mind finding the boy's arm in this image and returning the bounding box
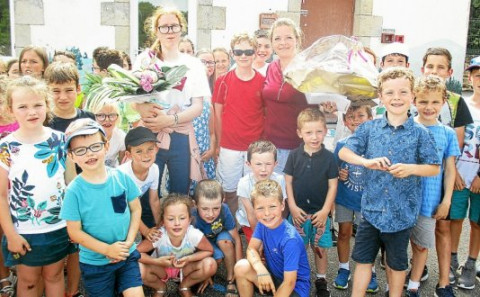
[66,220,130,261]
[240,196,257,230]
[312,177,338,228]
[247,238,276,295]
[228,228,243,262]
[275,271,297,297]
[213,103,223,152]
[388,163,440,178]
[125,198,142,247]
[149,189,161,224]
[285,174,306,226]
[434,156,456,219]
[338,147,391,170]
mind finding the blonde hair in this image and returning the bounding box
[414,75,447,101]
[44,62,80,86]
[193,179,223,203]
[146,7,187,59]
[247,140,277,162]
[230,32,257,51]
[377,67,415,94]
[251,179,283,206]
[297,107,326,130]
[269,18,303,50]
[0,76,14,123]
[91,101,121,126]
[159,193,193,225]
[6,76,53,125]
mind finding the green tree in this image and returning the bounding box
[0,0,11,55]
[139,1,157,50]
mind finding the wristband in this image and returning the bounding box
[257,273,270,277]
[173,113,179,127]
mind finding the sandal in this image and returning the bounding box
[153,289,166,297]
[179,287,196,297]
[225,280,238,297]
[0,271,17,297]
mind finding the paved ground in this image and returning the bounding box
[147,219,479,297]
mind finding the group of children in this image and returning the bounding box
[0,11,479,297]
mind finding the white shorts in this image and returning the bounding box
[216,147,250,192]
[410,215,436,249]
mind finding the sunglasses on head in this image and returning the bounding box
[232,49,255,57]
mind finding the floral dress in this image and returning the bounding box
[0,129,67,234]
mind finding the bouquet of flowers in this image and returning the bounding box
[84,64,188,111]
[284,35,378,104]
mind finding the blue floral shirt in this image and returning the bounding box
[344,115,441,232]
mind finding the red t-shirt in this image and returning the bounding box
[212,70,265,151]
[262,59,315,150]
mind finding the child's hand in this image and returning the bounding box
[7,233,31,256]
[311,209,329,228]
[145,227,162,242]
[197,277,213,294]
[454,170,466,190]
[106,241,130,262]
[388,163,414,178]
[363,157,391,171]
[470,176,480,194]
[433,201,451,220]
[290,206,307,226]
[339,168,349,181]
[173,255,190,268]
[201,148,214,162]
[156,255,175,267]
[256,272,276,295]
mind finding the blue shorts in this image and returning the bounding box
[79,249,143,296]
[352,219,412,271]
[287,215,333,248]
[2,227,77,267]
[450,188,480,223]
[207,230,233,260]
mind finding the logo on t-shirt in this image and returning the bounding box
[342,163,364,192]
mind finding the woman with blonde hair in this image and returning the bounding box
[133,7,211,195]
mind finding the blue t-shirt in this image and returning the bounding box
[192,203,236,239]
[334,137,364,212]
[253,220,310,297]
[419,123,460,217]
[60,168,141,265]
[344,115,441,232]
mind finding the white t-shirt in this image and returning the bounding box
[105,128,126,168]
[151,225,203,259]
[457,97,480,188]
[0,129,67,234]
[236,172,287,227]
[118,160,159,196]
[133,50,211,111]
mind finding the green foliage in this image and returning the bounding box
[446,77,463,94]
[139,1,157,49]
[0,0,11,55]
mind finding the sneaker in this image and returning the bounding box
[457,261,476,289]
[449,257,459,284]
[315,278,331,297]
[405,289,421,297]
[333,268,351,289]
[476,260,480,278]
[434,284,456,297]
[421,265,429,281]
[366,272,379,293]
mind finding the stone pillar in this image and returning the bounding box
[14,0,45,53]
[196,0,226,49]
[101,0,130,54]
[352,0,382,47]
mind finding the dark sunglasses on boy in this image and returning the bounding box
[232,49,255,57]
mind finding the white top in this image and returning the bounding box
[0,129,67,234]
[118,160,159,196]
[133,50,211,111]
[151,225,203,259]
[236,172,287,227]
[456,97,480,188]
[105,128,126,168]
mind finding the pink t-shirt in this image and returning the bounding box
[213,70,265,151]
[0,122,19,139]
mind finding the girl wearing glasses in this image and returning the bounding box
[92,102,126,168]
[0,76,76,297]
[133,7,211,196]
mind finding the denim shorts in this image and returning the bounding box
[450,188,480,224]
[352,219,412,271]
[2,227,77,267]
[207,230,233,260]
[288,215,333,248]
[79,249,143,296]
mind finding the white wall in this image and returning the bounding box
[370,0,470,81]
[29,0,116,59]
[210,0,289,49]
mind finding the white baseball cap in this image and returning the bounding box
[381,42,410,59]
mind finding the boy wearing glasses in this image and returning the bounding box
[213,32,265,215]
[60,118,144,297]
[44,62,95,133]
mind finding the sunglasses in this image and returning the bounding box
[232,49,255,57]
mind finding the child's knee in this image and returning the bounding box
[411,242,427,253]
[217,239,234,251]
[42,268,64,284]
[202,257,217,276]
[234,259,252,276]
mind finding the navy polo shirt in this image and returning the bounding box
[284,144,338,214]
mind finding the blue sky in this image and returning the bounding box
[147,0,188,11]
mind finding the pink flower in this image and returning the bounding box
[140,74,154,92]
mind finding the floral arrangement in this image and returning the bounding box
[84,64,188,111]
